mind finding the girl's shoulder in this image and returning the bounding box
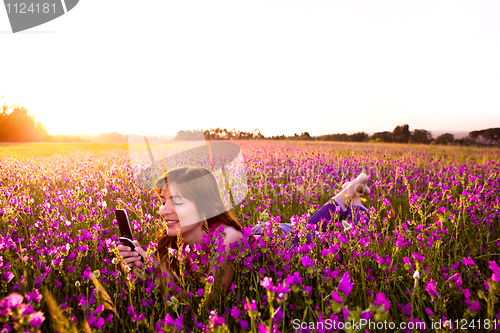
[216,224,243,245]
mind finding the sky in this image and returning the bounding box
[1,0,500,138]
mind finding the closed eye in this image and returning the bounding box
[161,201,182,206]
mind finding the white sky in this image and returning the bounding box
[1,0,500,137]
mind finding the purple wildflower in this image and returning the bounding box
[29,311,45,328]
[0,293,23,309]
[425,279,439,298]
[374,292,391,311]
[301,255,314,268]
[239,320,249,330]
[470,301,480,312]
[462,256,475,266]
[338,271,354,297]
[260,277,275,291]
[231,306,240,319]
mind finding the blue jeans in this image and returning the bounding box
[251,197,370,247]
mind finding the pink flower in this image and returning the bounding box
[412,252,425,262]
[285,272,303,286]
[239,320,249,330]
[489,261,500,282]
[16,303,34,317]
[244,299,257,312]
[301,255,314,268]
[338,234,347,243]
[29,311,45,328]
[209,310,225,328]
[331,290,343,303]
[359,237,371,247]
[0,293,23,309]
[338,271,354,297]
[25,288,43,304]
[304,285,313,298]
[231,306,240,319]
[260,277,275,291]
[470,301,480,312]
[165,313,183,331]
[94,303,104,314]
[374,292,391,311]
[425,279,439,298]
[272,307,284,324]
[104,313,113,323]
[89,314,105,330]
[448,272,462,290]
[462,256,475,266]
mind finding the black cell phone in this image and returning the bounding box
[115,209,144,263]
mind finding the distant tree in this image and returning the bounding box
[469,128,500,145]
[351,132,369,142]
[371,131,393,143]
[175,129,205,140]
[409,129,433,144]
[393,124,410,143]
[455,136,478,147]
[483,128,500,141]
[35,120,50,141]
[0,104,37,142]
[253,129,264,140]
[317,133,350,142]
[436,133,454,145]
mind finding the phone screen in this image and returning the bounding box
[115,209,133,239]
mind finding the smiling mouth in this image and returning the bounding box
[164,219,179,226]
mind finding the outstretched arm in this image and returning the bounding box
[334,173,370,207]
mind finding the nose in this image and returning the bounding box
[160,201,175,217]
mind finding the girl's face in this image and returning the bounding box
[159,184,205,237]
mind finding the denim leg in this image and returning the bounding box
[290,203,370,248]
[306,197,348,232]
[290,231,312,248]
[343,203,370,227]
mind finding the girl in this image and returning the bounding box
[117,166,371,294]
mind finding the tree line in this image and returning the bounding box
[1,101,498,147]
[175,125,499,147]
[0,103,90,143]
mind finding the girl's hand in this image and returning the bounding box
[341,173,370,205]
[117,243,143,269]
[117,241,160,270]
[131,240,160,270]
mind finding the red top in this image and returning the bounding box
[209,221,224,234]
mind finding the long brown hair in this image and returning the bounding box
[154,166,242,279]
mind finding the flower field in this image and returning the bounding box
[1,141,499,332]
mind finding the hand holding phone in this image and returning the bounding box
[115,209,144,263]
